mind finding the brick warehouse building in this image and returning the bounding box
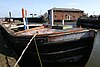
[48,8,84,26]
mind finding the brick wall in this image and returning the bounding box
[48,10,83,21]
[53,11,83,20]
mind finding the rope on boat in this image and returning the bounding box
[14,33,39,67]
[34,37,43,67]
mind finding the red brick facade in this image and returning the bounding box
[53,11,83,20]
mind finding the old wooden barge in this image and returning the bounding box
[0,21,96,66]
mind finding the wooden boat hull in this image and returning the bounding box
[0,25,96,65]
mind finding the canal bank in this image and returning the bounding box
[0,30,19,67]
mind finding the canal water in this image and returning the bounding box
[85,29,100,67]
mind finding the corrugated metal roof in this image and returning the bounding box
[49,8,84,12]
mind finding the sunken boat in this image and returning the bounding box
[0,21,96,65]
[77,15,100,29]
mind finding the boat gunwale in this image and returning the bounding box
[0,22,96,38]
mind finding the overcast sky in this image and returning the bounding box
[0,0,100,17]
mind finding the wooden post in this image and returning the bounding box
[50,10,54,27]
[25,10,29,29]
[22,8,26,30]
[62,12,64,25]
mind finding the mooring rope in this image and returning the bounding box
[34,38,43,67]
[14,33,37,67]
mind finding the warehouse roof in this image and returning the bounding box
[49,8,84,12]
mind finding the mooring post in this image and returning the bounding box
[25,9,29,29]
[22,8,26,30]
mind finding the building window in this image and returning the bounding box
[65,14,70,20]
[67,15,70,20]
[54,15,57,18]
[73,16,75,20]
[65,15,67,19]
